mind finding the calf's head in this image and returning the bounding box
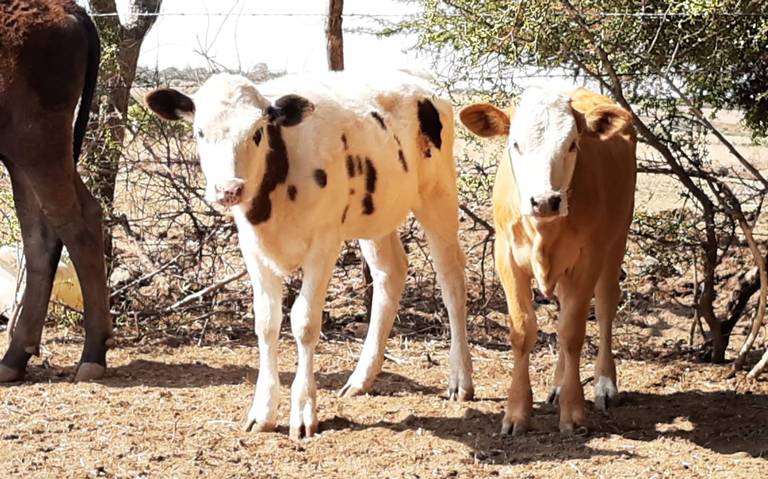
[460,88,630,220]
[145,74,314,208]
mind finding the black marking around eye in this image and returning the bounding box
[287,185,297,201]
[424,148,432,158]
[196,129,205,139]
[253,127,263,146]
[362,195,375,215]
[314,169,328,188]
[371,111,386,130]
[417,99,443,150]
[364,158,377,194]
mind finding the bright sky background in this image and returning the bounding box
[104,0,423,73]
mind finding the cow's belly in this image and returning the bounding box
[341,178,420,240]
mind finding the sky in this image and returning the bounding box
[104,0,423,73]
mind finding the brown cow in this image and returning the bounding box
[0,0,112,381]
[460,87,636,435]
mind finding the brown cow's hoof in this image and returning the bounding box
[0,364,23,383]
[74,362,105,382]
[501,419,528,436]
[289,421,318,441]
[560,422,589,437]
[243,419,276,433]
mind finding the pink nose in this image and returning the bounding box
[216,180,244,206]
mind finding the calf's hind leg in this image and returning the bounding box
[0,170,62,382]
[9,124,112,381]
[593,245,625,412]
[339,232,408,397]
[413,189,473,401]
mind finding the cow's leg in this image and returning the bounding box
[593,246,625,412]
[546,349,565,406]
[339,233,408,397]
[413,194,473,401]
[4,123,112,381]
[243,257,284,433]
[556,277,594,435]
[0,171,62,382]
[289,241,339,439]
[496,238,537,435]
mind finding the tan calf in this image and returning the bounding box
[461,87,636,435]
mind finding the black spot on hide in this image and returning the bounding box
[362,194,375,215]
[417,99,443,150]
[267,94,315,127]
[364,158,377,194]
[247,124,289,224]
[371,111,387,130]
[314,169,328,188]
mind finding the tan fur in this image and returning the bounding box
[462,88,636,434]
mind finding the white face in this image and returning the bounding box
[191,75,266,207]
[508,89,580,219]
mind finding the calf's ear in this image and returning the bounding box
[459,103,510,137]
[580,104,632,140]
[145,88,195,122]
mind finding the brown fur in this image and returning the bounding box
[0,0,112,382]
[0,0,76,89]
[461,88,637,435]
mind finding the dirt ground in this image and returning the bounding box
[1,296,767,478]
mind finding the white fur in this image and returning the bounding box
[169,70,473,436]
[508,87,579,217]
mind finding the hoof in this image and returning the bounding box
[501,420,528,436]
[289,421,318,441]
[447,385,474,402]
[546,387,561,406]
[74,362,105,382]
[0,364,23,383]
[594,376,620,413]
[337,382,368,398]
[243,419,276,433]
[560,422,589,437]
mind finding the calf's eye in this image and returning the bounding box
[512,141,521,154]
[196,129,204,139]
[569,141,577,152]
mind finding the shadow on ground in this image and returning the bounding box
[319,390,768,463]
[4,358,442,397]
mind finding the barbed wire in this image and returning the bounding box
[87,11,768,19]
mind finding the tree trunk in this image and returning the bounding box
[326,0,344,71]
[84,0,163,269]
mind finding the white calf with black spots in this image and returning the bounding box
[146,70,473,439]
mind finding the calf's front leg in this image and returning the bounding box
[289,243,340,440]
[496,239,538,435]
[555,275,594,435]
[243,258,284,433]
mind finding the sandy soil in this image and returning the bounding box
[1,298,766,478]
